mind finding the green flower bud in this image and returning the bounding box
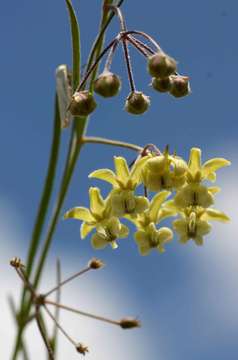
[94,71,121,98]
[151,77,172,93]
[170,76,190,98]
[148,52,177,78]
[125,91,150,115]
[69,90,97,116]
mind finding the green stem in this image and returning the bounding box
[26,95,61,279]
[82,136,142,152]
[11,97,61,360]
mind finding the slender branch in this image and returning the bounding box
[122,38,136,92]
[106,4,126,31]
[104,36,120,72]
[45,300,121,327]
[44,265,91,298]
[35,307,55,360]
[44,305,77,347]
[124,30,162,51]
[126,35,154,57]
[75,38,117,92]
[51,259,62,355]
[86,0,125,79]
[82,136,143,152]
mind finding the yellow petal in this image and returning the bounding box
[208,186,221,194]
[149,191,171,222]
[188,147,201,173]
[202,158,231,178]
[114,157,130,182]
[118,224,129,238]
[130,156,149,184]
[89,187,105,216]
[64,207,94,222]
[89,169,117,186]
[203,209,230,223]
[157,227,173,243]
[91,233,108,249]
[80,222,95,239]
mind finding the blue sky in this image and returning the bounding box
[1,1,238,359]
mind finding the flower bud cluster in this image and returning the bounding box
[148,52,190,98]
[64,147,230,255]
[68,6,191,118]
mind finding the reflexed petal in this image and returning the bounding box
[179,235,190,244]
[203,209,230,223]
[173,219,187,236]
[202,158,231,178]
[89,169,117,186]
[197,220,211,236]
[111,193,125,217]
[134,196,149,214]
[89,187,105,215]
[149,191,171,222]
[157,245,165,253]
[80,222,95,239]
[114,157,130,182]
[157,208,178,222]
[107,217,121,236]
[158,227,173,243]
[208,186,221,194]
[207,172,216,182]
[134,230,148,245]
[194,235,204,246]
[130,156,149,184]
[138,243,151,256]
[188,147,201,173]
[91,233,108,249]
[110,240,118,249]
[146,156,167,173]
[118,224,129,238]
[64,207,94,222]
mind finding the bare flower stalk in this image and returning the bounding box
[43,265,91,298]
[82,136,143,152]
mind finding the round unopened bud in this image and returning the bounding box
[148,52,177,78]
[170,76,190,98]
[151,77,172,92]
[94,71,121,98]
[76,343,89,355]
[119,318,141,329]
[69,90,97,116]
[125,91,150,115]
[88,258,105,269]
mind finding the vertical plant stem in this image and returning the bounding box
[11,97,61,360]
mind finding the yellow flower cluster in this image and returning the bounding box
[64,148,230,255]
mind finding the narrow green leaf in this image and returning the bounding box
[65,0,81,90]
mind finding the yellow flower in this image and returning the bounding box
[141,149,188,192]
[173,207,230,246]
[91,217,129,250]
[187,147,230,182]
[174,183,214,209]
[134,222,173,255]
[109,189,149,217]
[89,156,148,191]
[64,187,129,249]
